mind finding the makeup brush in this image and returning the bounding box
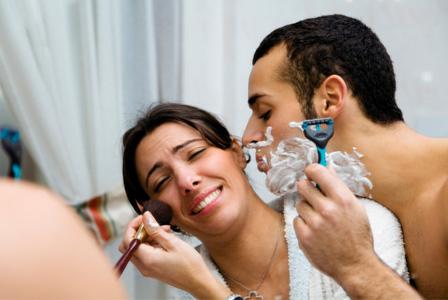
[114,200,172,276]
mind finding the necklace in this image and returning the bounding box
[221,227,281,300]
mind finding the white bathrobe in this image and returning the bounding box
[177,193,409,299]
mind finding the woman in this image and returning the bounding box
[119,103,407,299]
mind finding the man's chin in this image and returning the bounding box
[257,162,270,173]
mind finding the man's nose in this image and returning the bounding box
[242,121,265,146]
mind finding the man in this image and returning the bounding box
[242,14,447,299]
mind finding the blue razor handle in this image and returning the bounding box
[12,163,22,179]
[1,127,22,179]
[301,118,334,167]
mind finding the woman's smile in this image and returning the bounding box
[190,185,223,216]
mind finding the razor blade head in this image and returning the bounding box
[301,118,334,149]
[301,117,334,127]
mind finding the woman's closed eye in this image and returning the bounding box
[151,148,206,193]
[153,176,170,193]
[188,148,206,161]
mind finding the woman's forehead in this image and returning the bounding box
[138,123,202,156]
[154,122,200,141]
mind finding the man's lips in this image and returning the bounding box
[256,153,270,173]
[190,186,222,215]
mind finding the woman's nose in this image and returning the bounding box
[183,176,200,194]
[176,168,201,195]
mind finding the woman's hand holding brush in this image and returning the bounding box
[118,202,232,300]
[115,200,172,275]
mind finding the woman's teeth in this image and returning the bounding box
[193,189,220,214]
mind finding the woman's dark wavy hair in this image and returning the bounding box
[122,103,233,214]
[253,14,403,124]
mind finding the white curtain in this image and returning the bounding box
[0,1,181,298]
[0,0,122,204]
[0,0,182,205]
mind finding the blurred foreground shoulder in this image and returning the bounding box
[0,179,127,299]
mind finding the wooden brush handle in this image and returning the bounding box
[114,238,141,276]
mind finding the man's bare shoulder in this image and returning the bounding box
[425,137,448,243]
[440,177,448,241]
[397,137,448,297]
[435,138,448,237]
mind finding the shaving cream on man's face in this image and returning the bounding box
[266,137,317,195]
[245,125,372,198]
[266,136,372,198]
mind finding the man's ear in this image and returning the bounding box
[230,139,247,170]
[314,75,347,118]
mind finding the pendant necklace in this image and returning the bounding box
[221,228,281,300]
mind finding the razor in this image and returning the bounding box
[301,118,334,167]
[1,127,22,179]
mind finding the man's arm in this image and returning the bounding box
[293,164,421,299]
[339,255,420,299]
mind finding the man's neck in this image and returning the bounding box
[330,121,437,214]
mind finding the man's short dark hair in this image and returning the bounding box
[253,14,403,124]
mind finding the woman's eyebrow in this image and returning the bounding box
[144,138,203,188]
[171,138,202,154]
